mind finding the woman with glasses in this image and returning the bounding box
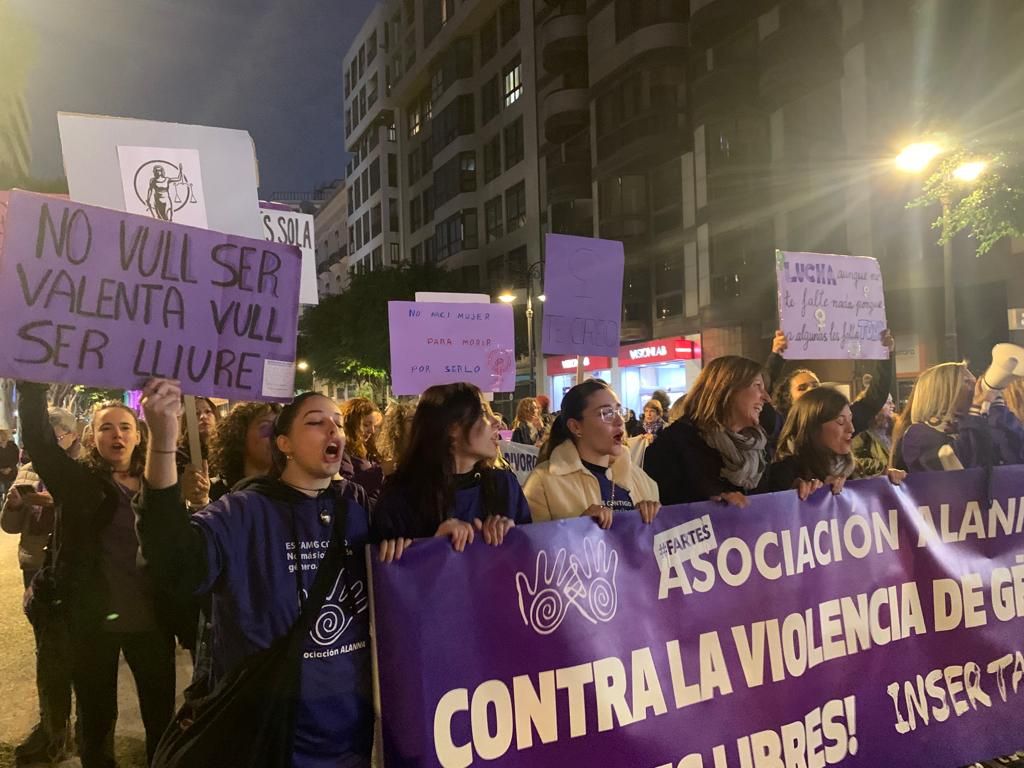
[645,356,771,508]
[525,381,660,528]
[373,382,531,561]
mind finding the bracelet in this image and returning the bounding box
[150,447,178,454]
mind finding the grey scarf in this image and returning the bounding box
[703,427,768,490]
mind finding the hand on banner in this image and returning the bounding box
[435,518,475,552]
[182,461,211,508]
[772,330,788,356]
[378,538,412,563]
[585,504,613,530]
[885,467,906,486]
[826,475,847,495]
[141,378,184,448]
[636,500,660,524]
[712,491,749,509]
[793,478,824,501]
[474,515,515,546]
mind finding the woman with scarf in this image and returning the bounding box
[769,387,905,498]
[644,356,771,507]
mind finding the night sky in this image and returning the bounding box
[13,0,377,194]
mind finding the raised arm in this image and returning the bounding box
[16,381,89,504]
[850,330,895,435]
[133,378,210,598]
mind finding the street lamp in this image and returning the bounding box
[895,143,989,361]
[496,261,545,395]
[297,360,310,371]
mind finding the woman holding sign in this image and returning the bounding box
[17,382,177,768]
[768,387,905,498]
[525,381,660,527]
[644,356,772,507]
[373,382,530,558]
[134,380,376,767]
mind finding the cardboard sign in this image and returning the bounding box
[58,112,262,239]
[260,205,318,305]
[776,250,889,360]
[388,301,515,396]
[541,233,624,357]
[499,440,539,485]
[0,191,300,401]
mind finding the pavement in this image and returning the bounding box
[0,532,192,768]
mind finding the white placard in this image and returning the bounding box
[117,146,209,228]
[261,206,318,305]
[262,359,297,398]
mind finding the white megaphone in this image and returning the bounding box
[982,343,1024,391]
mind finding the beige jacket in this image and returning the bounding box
[524,440,660,522]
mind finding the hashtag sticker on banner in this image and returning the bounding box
[652,515,717,571]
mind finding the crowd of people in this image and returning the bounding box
[3,328,1024,767]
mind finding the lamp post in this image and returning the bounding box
[894,142,988,361]
[498,260,545,395]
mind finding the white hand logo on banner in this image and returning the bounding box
[515,539,619,635]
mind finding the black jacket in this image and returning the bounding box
[643,417,771,506]
[18,382,187,640]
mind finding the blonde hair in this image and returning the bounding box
[377,400,416,465]
[1005,379,1024,423]
[892,362,968,452]
[512,397,538,429]
[680,356,765,433]
[341,398,381,461]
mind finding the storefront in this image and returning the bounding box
[618,336,702,416]
[545,355,612,410]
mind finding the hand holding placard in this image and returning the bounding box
[542,234,624,358]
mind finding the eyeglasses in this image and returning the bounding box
[594,405,628,424]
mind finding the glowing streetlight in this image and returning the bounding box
[498,292,516,303]
[537,294,546,302]
[952,160,988,182]
[297,360,310,371]
[894,142,943,173]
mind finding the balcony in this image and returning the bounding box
[689,0,756,49]
[542,87,590,145]
[595,107,686,170]
[758,12,842,109]
[546,157,591,204]
[540,13,587,75]
[691,63,758,125]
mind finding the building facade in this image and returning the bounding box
[314,183,351,297]
[0,92,30,179]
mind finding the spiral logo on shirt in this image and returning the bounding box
[302,570,368,647]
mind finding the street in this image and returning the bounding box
[0,533,191,768]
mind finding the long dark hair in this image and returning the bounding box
[210,401,281,487]
[388,382,505,531]
[538,380,609,462]
[775,387,855,480]
[269,391,330,478]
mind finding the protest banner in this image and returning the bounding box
[0,191,301,401]
[388,301,515,396]
[57,112,263,239]
[500,440,539,485]
[542,234,624,358]
[260,203,318,305]
[776,250,889,360]
[371,466,1024,767]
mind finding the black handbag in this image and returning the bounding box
[151,500,349,768]
[24,506,69,628]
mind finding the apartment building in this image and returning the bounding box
[343,5,404,275]
[314,183,351,297]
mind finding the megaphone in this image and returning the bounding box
[982,343,1024,391]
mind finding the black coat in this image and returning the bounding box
[643,417,771,506]
[19,382,190,642]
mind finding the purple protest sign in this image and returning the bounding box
[542,233,624,357]
[0,191,301,401]
[388,301,515,396]
[371,467,1024,767]
[776,250,889,360]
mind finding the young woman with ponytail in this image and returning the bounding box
[524,380,660,527]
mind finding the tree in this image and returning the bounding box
[909,148,1024,256]
[298,263,468,384]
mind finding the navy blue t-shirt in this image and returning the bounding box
[581,460,636,512]
[192,483,372,768]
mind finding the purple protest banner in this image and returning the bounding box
[776,250,889,360]
[541,233,624,357]
[371,467,1024,767]
[0,190,301,401]
[388,300,515,396]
